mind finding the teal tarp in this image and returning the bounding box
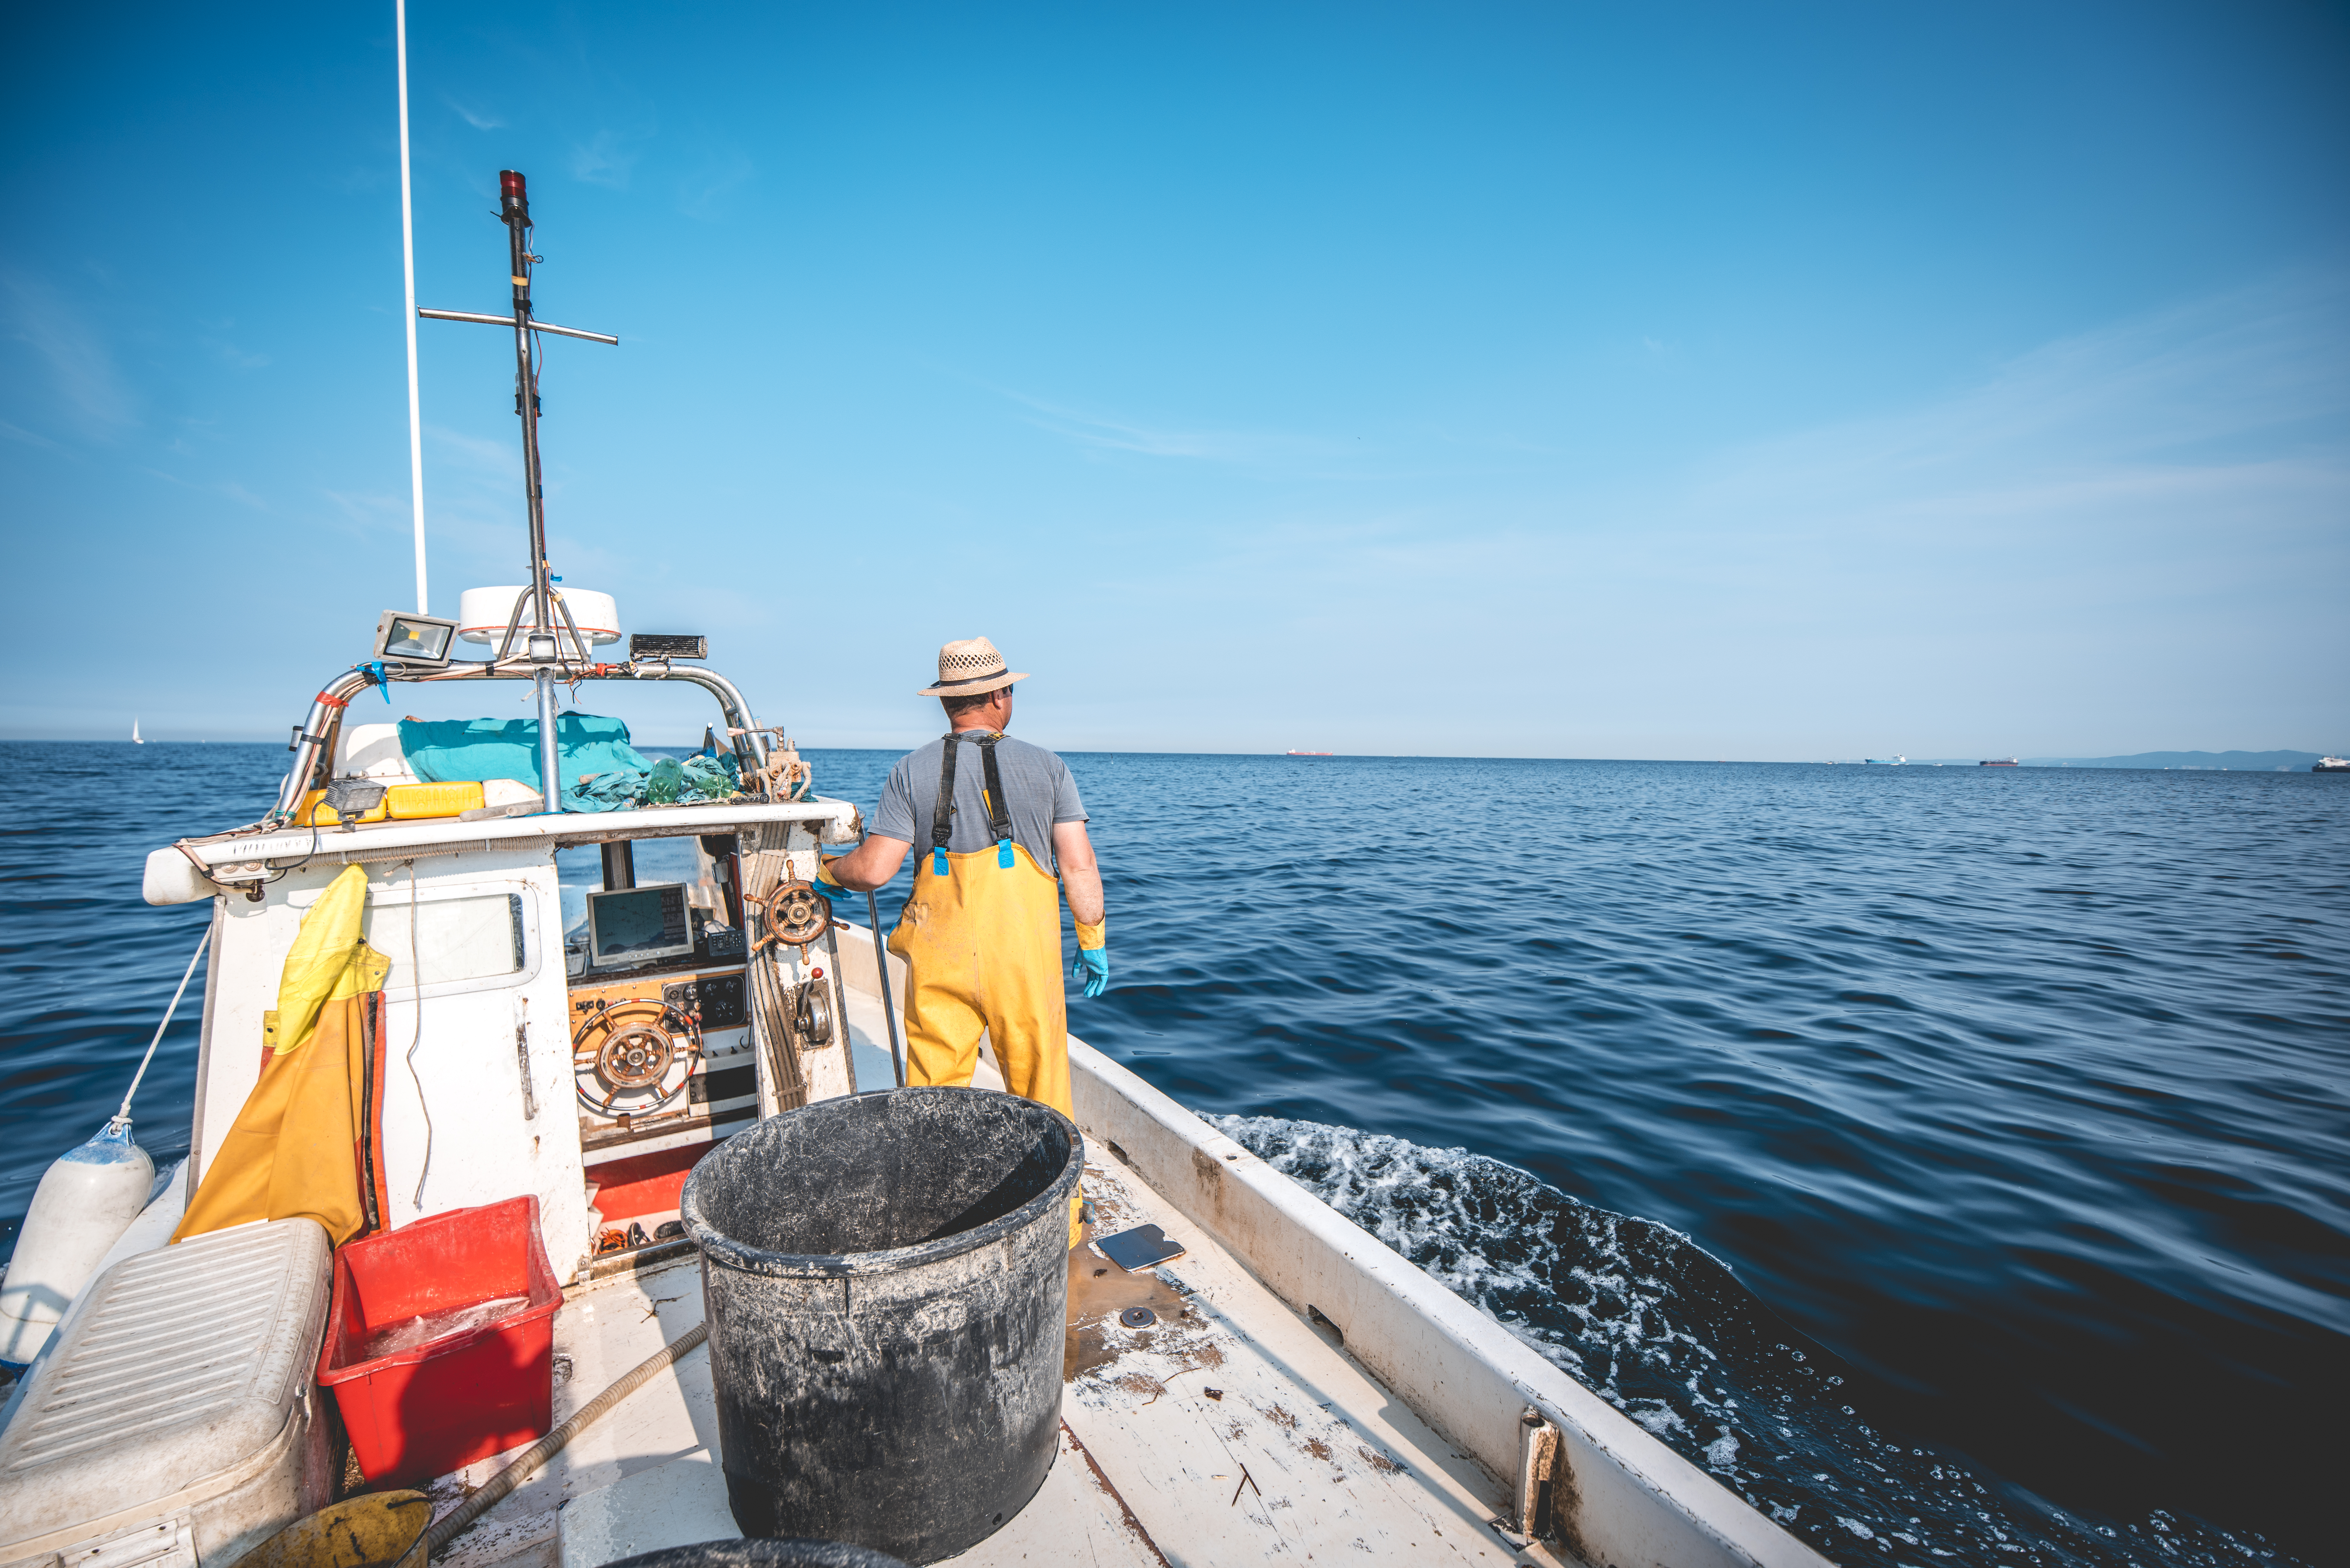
[398,713,650,794]
[396,714,740,812]
[569,752,742,811]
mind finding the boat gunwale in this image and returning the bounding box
[1064,1035,1835,1568]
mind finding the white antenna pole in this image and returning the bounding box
[397,0,428,613]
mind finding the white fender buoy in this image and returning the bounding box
[0,1121,154,1365]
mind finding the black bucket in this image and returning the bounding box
[605,1543,909,1568]
[681,1088,1083,1565]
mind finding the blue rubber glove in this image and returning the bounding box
[813,860,858,900]
[1072,947,1109,999]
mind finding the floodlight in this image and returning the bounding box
[373,610,459,667]
[322,778,388,833]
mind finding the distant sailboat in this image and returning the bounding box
[131,718,143,745]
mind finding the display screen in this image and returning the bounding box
[586,884,693,963]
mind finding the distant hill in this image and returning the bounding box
[2019,750,2336,771]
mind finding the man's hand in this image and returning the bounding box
[813,858,857,901]
[818,835,913,894]
[1071,916,1107,997]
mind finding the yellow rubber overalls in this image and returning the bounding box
[885,731,1081,1247]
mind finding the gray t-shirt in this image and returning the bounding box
[874,732,1087,873]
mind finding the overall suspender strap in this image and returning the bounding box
[930,734,958,876]
[929,732,1020,874]
[976,735,1015,868]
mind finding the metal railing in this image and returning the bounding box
[270,660,775,826]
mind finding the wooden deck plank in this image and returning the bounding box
[1064,1156,1529,1566]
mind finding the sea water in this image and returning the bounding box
[2,741,2339,1565]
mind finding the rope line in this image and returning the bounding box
[113,925,213,1127]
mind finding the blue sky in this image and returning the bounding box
[4,1,2344,758]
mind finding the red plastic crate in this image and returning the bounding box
[316,1195,563,1483]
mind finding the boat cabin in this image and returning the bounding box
[141,648,871,1281]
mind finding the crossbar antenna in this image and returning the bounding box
[418,169,618,810]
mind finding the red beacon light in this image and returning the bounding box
[500,170,527,200]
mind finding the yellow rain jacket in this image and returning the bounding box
[175,865,390,1246]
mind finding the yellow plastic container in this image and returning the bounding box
[294,790,388,827]
[385,780,485,820]
[295,781,484,826]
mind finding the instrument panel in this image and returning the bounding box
[570,962,757,1154]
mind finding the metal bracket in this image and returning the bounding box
[206,860,273,904]
[514,996,539,1121]
[1514,1406,1559,1541]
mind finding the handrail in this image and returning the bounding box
[635,664,771,773]
[267,660,776,826]
[271,668,377,824]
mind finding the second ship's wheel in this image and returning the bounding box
[754,879,832,951]
[572,997,703,1116]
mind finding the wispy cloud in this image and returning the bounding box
[321,489,403,539]
[425,423,522,476]
[446,96,503,131]
[569,130,642,190]
[0,418,58,450]
[1042,267,2349,755]
[142,468,270,511]
[678,147,755,221]
[991,384,1349,467]
[200,320,269,371]
[1685,268,2350,549]
[0,271,136,440]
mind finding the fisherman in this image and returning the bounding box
[815,637,1106,1241]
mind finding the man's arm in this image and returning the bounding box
[1053,820,1104,926]
[820,835,912,892]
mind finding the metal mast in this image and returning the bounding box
[497,170,564,807]
[417,171,616,814]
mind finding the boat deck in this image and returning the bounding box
[423,1053,1565,1567]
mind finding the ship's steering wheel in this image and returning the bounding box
[571,996,704,1116]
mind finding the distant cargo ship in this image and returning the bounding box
[1864,755,1905,765]
[1980,758,2019,766]
[2315,757,2349,772]
[1286,749,1334,757]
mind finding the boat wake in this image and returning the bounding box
[1209,1115,2295,1568]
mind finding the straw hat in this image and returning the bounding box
[917,636,1030,697]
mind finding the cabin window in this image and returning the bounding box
[365,891,529,988]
